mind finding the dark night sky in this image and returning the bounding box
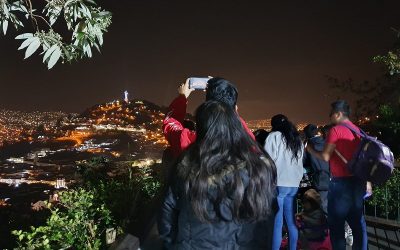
[1,0,400,124]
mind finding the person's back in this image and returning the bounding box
[327,121,361,177]
[168,155,273,249]
[266,131,304,187]
[159,101,276,250]
[263,114,303,250]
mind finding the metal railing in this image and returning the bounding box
[364,185,400,222]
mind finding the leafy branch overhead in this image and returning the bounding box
[0,0,112,69]
[374,28,400,76]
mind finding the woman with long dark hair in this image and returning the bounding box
[264,114,304,250]
[159,101,277,249]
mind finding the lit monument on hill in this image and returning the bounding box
[124,90,129,103]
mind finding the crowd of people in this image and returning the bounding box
[158,77,370,250]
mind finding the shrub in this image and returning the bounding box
[12,188,115,249]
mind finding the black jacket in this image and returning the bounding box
[304,136,330,191]
[158,158,275,250]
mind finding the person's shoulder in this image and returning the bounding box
[312,134,324,143]
[268,131,282,138]
[331,124,343,131]
[266,131,282,143]
[346,121,360,131]
[332,122,361,136]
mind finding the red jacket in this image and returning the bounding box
[163,95,255,158]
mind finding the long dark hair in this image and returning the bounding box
[178,101,276,222]
[271,114,302,161]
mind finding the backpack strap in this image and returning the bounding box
[334,149,348,164]
[339,123,368,138]
[333,123,363,165]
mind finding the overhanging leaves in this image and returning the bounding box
[0,0,112,69]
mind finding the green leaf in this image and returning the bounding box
[2,20,8,35]
[3,2,9,17]
[24,38,41,59]
[85,0,97,5]
[43,44,58,63]
[18,36,37,50]
[47,47,62,69]
[15,33,33,40]
[96,32,103,46]
[65,0,76,6]
[20,4,28,13]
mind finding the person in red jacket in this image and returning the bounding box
[163,77,255,158]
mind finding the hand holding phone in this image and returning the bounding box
[178,79,195,98]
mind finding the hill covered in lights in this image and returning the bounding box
[78,99,168,130]
[0,99,171,163]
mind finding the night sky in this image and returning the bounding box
[1,0,400,124]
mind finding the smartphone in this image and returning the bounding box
[189,77,209,90]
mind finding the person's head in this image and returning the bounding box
[253,129,270,148]
[304,124,318,139]
[179,100,276,222]
[330,100,351,124]
[271,114,302,161]
[206,77,238,109]
[320,124,332,139]
[302,189,322,211]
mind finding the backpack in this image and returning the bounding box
[334,123,395,185]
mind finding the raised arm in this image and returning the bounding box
[163,80,196,157]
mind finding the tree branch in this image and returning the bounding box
[25,0,38,31]
[32,14,52,29]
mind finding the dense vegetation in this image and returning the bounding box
[12,157,163,249]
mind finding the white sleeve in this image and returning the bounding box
[264,133,279,163]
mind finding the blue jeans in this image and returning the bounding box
[272,186,298,250]
[328,177,367,250]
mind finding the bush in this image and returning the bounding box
[12,188,115,250]
[363,105,400,220]
[366,167,400,220]
[78,157,162,230]
[11,157,163,248]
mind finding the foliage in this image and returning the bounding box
[367,168,400,220]
[373,28,400,75]
[138,167,162,199]
[12,188,115,250]
[11,157,163,248]
[374,50,400,75]
[327,75,400,118]
[78,157,162,230]
[377,104,400,133]
[362,105,400,219]
[0,0,112,69]
[362,104,400,156]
